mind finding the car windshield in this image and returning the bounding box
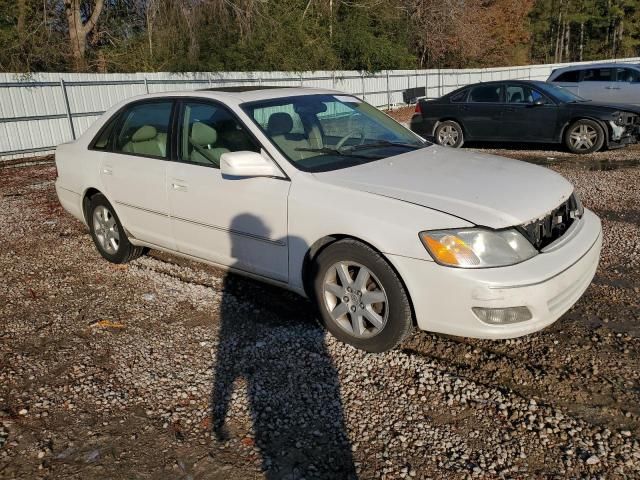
[241,94,429,172]
[538,83,588,103]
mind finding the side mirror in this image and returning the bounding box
[220,151,282,179]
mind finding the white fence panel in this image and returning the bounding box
[2,56,640,159]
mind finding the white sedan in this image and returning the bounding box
[55,87,602,352]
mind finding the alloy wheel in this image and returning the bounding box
[438,125,459,146]
[569,124,598,151]
[93,205,120,254]
[322,261,388,339]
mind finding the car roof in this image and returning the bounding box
[444,79,548,94]
[120,87,344,106]
[552,62,639,73]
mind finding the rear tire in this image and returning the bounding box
[564,119,605,154]
[88,194,146,264]
[312,239,413,353]
[434,120,464,148]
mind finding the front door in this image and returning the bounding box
[100,100,175,250]
[167,100,290,282]
[502,84,558,141]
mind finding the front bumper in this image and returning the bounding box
[387,209,602,339]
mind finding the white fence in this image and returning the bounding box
[2,57,639,160]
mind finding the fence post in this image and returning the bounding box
[425,71,428,99]
[438,68,442,97]
[300,73,304,87]
[386,70,390,110]
[361,72,365,100]
[144,77,149,93]
[332,71,336,89]
[59,79,75,140]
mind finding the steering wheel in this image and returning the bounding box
[335,130,366,151]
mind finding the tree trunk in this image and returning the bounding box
[17,0,26,39]
[64,0,105,71]
[564,20,570,61]
[579,22,584,61]
[554,6,563,62]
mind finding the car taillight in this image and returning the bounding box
[414,102,422,114]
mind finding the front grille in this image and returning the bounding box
[517,193,582,250]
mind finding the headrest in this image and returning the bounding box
[191,122,218,146]
[131,125,157,142]
[267,112,293,136]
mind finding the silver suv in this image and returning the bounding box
[547,63,640,104]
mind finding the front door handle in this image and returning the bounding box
[102,166,113,175]
[172,182,188,192]
[605,86,621,90]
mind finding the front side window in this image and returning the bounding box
[242,94,428,173]
[583,68,613,82]
[469,85,502,103]
[179,101,259,168]
[615,68,640,83]
[506,85,548,104]
[554,70,580,82]
[113,102,173,158]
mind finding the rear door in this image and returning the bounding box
[502,84,558,141]
[579,67,616,102]
[461,84,504,139]
[99,100,175,250]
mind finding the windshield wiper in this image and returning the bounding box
[295,147,382,159]
[345,140,426,152]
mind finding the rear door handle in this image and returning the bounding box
[102,166,113,175]
[172,182,188,192]
[605,86,621,90]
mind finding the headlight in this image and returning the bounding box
[419,228,537,268]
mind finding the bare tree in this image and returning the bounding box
[64,0,105,70]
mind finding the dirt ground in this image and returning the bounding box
[1,144,639,479]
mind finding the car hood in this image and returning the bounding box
[313,146,574,229]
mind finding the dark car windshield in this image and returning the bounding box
[241,94,429,172]
[538,83,588,103]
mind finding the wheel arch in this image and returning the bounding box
[301,234,417,326]
[81,187,103,225]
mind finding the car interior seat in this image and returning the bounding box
[122,125,167,157]
[189,122,229,166]
[267,112,316,161]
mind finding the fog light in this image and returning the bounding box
[472,306,532,325]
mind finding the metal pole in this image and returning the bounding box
[425,71,428,99]
[386,70,390,110]
[59,79,75,140]
[144,77,149,93]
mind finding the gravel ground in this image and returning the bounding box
[1,147,639,479]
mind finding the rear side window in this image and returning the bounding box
[113,102,173,159]
[450,90,468,103]
[616,68,640,83]
[583,68,613,82]
[554,70,580,82]
[469,85,502,103]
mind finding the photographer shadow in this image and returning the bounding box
[211,213,357,479]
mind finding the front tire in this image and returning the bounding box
[312,239,413,353]
[88,194,146,264]
[564,119,605,154]
[434,120,464,148]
